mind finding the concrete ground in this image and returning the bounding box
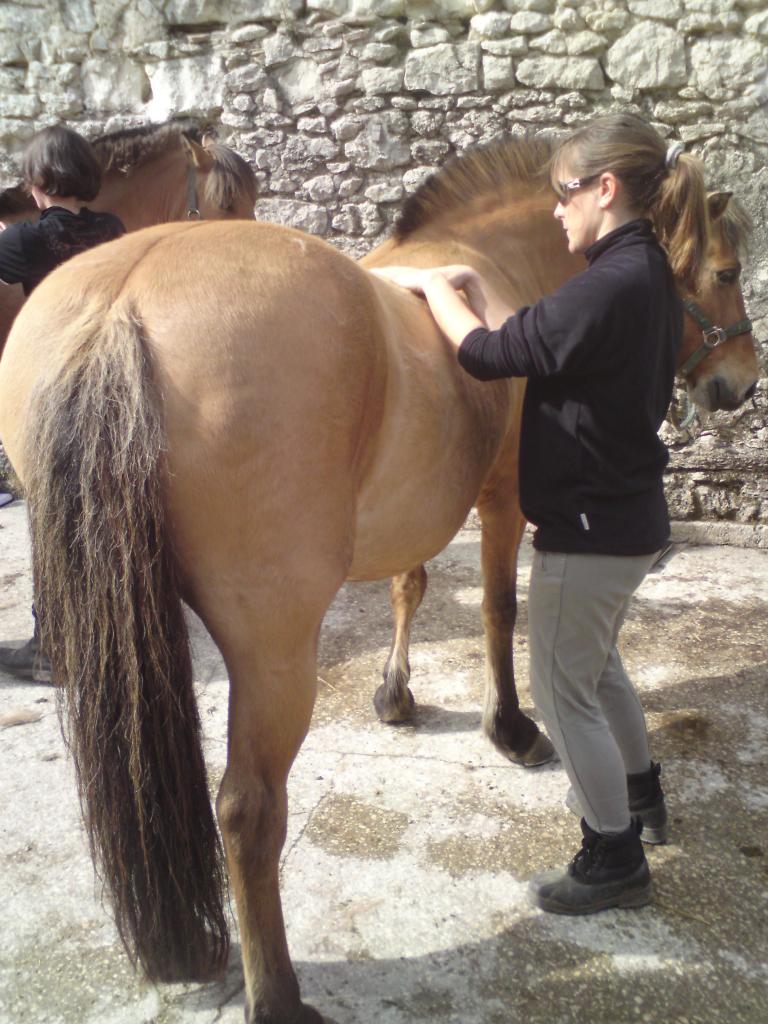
[0,501,767,1024]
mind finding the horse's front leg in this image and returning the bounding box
[476,476,555,767]
[215,637,325,1024]
[374,564,427,722]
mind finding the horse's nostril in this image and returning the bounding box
[745,382,757,400]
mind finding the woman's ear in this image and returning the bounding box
[597,171,619,209]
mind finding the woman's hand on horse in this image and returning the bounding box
[371,265,480,297]
[371,266,442,294]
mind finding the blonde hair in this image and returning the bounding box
[550,113,708,291]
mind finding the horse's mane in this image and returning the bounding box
[719,196,752,255]
[394,133,555,240]
[92,119,258,207]
[201,141,259,209]
[91,118,204,172]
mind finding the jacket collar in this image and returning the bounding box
[585,218,655,265]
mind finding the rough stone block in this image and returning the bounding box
[231,24,270,43]
[404,43,481,95]
[606,22,686,88]
[565,30,606,55]
[482,37,528,56]
[0,94,40,119]
[553,7,585,31]
[627,0,682,18]
[745,10,768,37]
[361,66,405,94]
[145,55,225,121]
[360,42,398,62]
[81,57,150,113]
[509,11,552,33]
[308,0,349,15]
[583,3,629,32]
[516,55,603,90]
[653,99,713,123]
[410,25,452,49]
[344,113,410,169]
[304,173,336,200]
[225,64,267,92]
[165,0,303,23]
[529,29,567,54]
[273,57,325,106]
[469,13,512,39]
[364,180,404,202]
[255,197,328,234]
[263,32,296,67]
[691,37,764,100]
[346,0,404,22]
[483,55,516,90]
[0,32,25,65]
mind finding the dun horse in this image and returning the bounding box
[0,136,758,1024]
[0,119,257,350]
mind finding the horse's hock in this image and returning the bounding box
[0,0,767,540]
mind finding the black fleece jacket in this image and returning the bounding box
[459,218,682,555]
[0,205,125,296]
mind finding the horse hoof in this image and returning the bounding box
[248,1002,325,1023]
[508,731,557,768]
[373,681,415,723]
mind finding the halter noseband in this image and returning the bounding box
[678,298,752,377]
[186,165,201,220]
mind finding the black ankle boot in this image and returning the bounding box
[628,761,668,844]
[565,761,668,845]
[530,818,651,915]
[0,619,52,684]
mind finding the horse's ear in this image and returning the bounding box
[181,134,215,172]
[707,191,732,222]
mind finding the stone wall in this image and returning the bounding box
[1,0,767,536]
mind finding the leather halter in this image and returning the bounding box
[678,297,752,378]
[186,165,201,220]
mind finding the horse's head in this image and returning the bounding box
[180,132,258,221]
[676,192,759,412]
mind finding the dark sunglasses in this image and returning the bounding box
[555,173,601,203]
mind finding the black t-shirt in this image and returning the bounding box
[0,205,126,295]
[458,219,682,556]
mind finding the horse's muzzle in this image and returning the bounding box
[695,375,757,412]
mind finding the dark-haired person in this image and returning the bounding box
[373,112,692,915]
[0,124,125,682]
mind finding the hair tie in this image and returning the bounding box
[665,141,684,170]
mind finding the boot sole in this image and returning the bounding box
[537,883,652,915]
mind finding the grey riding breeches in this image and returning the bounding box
[527,548,658,835]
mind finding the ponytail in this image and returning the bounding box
[651,152,708,293]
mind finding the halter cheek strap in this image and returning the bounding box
[186,165,201,220]
[678,297,752,377]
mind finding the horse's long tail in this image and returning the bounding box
[23,303,229,982]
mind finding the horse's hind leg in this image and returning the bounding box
[374,565,427,723]
[203,595,330,1024]
[477,473,555,767]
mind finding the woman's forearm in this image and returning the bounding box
[422,273,485,349]
[371,264,517,348]
[460,273,516,331]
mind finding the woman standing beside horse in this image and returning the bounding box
[0,125,125,674]
[374,112,710,916]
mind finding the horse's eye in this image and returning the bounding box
[716,268,739,285]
